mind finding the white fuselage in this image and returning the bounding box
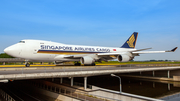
[4,40,136,62]
[4,32,176,66]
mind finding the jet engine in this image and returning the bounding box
[117,54,131,62]
[80,56,95,65]
[54,61,64,64]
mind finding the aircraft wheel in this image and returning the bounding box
[91,63,96,66]
[84,63,96,66]
[74,62,81,66]
[26,63,30,67]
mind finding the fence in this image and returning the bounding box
[0,89,15,101]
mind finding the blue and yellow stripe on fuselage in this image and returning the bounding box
[37,50,107,55]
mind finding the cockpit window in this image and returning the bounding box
[19,41,25,43]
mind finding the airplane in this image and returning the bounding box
[4,32,178,67]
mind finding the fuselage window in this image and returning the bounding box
[19,41,25,43]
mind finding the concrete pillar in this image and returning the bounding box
[71,77,74,86]
[60,78,63,84]
[153,82,155,88]
[153,71,155,77]
[3,62,5,65]
[84,77,87,90]
[168,83,170,90]
[168,70,170,78]
[59,88,61,93]
[55,87,56,92]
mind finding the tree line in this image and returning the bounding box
[0,53,14,58]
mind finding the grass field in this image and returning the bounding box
[0,61,180,67]
[95,61,180,65]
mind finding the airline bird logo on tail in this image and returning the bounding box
[127,34,135,48]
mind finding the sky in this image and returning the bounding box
[0,0,180,60]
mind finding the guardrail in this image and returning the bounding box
[0,89,15,101]
[0,58,24,62]
[27,80,120,101]
[1,64,180,73]
[0,58,54,65]
[0,58,180,67]
[25,80,163,101]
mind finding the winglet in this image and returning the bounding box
[171,47,178,52]
[121,32,138,48]
[166,47,178,52]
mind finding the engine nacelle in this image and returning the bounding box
[54,61,64,64]
[117,54,131,62]
[80,56,95,65]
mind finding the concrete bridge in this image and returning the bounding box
[1,65,180,89]
[1,64,180,101]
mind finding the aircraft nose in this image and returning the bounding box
[4,44,20,57]
[4,47,12,54]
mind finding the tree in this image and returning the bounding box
[0,53,14,58]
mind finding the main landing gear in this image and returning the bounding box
[84,63,96,66]
[25,63,30,67]
[74,62,96,66]
[74,62,81,66]
[91,63,96,66]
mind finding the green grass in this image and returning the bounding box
[95,61,180,65]
[1,61,180,65]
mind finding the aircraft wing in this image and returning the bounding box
[63,47,178,58]
[64,52,125,58]
[132,47,178,54]
[60,47,178,63]
[63,54,87,58]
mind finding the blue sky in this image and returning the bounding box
[0,0,180,60]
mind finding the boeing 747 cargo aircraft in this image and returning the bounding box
[4,32,178,67]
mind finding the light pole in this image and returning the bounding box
[111,74,122,93]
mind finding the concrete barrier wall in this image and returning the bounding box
[35,87,80,101]
[33,80,79,93]
[89,86,162,101]
[173,76,180,81]
[29,80,163,101]
[23,82,80,101]
[90,86,145,101]
[29,80,116,101]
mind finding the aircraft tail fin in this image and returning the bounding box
[121,32,138,48]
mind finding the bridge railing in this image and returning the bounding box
[0,89,16,101]
[27,80,121,101]
[24,80,162,101]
